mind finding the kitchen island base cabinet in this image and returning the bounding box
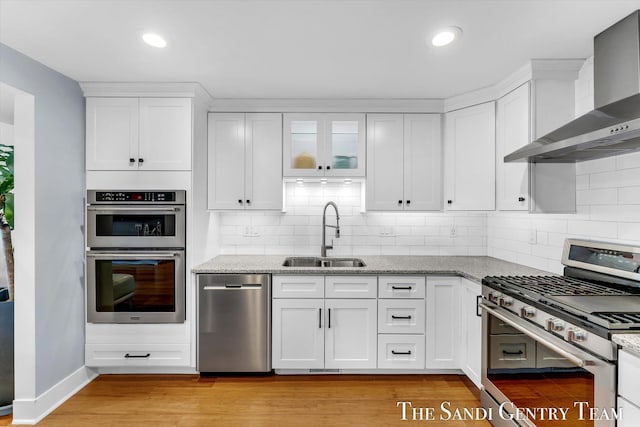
[271,275,377,370]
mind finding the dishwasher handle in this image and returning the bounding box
[202,283,264,290]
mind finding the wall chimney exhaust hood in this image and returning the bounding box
[505,10,640,163]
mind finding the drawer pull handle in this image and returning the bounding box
[391,315,412,320]
[391,285,412,290]
[319,308,322,329]
[502,350,523,356]
[124,353,151,358]
[391,350,412,355]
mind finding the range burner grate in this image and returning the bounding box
[592,312,640,326]
[493,276,630,296]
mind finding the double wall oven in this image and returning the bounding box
[86,190,186,323]
[481,239,640,427]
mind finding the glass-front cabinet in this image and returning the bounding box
[283,113,365,177]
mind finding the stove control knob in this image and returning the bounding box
[568,329,588,343]
[521,306,536,319]
[499,297,514,307]
[546,318,565,332]
[489,291,502,303]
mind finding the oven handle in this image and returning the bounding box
[480,303,595,368]
[86,252,181,258]
[87,206,181,212]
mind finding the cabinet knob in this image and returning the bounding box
[318,165,323,170]
[246,200,251,204]
[238,199,243,204]
[406,200,411,205]
[398,200,403,205]
[138,158,144,164]
[447,200,452,204]
[129,158,135,164]
[518,197,525,202]
[326,165,331,170]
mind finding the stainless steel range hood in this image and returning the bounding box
[506,10,640,163]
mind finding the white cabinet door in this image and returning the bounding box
[366,114,404,211]
[86,97,192,171]
[207,113,246,210]
[444,102,496,211]
[283,113,326,177]
[139,98,192,170]
[272,299,324,369]
[496,83,530,211]
[86,97,139,170]
[460,279,482,388]
[245,113,283,210]
[404,114,442,211]
[425,276,459,369]
[325,299,377,369]
[324,114,366,177]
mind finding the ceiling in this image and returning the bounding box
[0,0,639,100]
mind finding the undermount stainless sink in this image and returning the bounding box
[282,257,366,268]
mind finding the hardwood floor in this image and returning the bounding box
[0,374,490,426]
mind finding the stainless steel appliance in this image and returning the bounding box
[198,274,271,373]
[86,190,186,323]
[481,239,640,427]
[506,10,640,162]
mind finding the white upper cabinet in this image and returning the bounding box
[366,114,442,211]
[283,113,365,177]
[496,83,530,211]
[495,77,577,213]
[208,113,283,210]
[86,97,192,171]
[444,102,496,211]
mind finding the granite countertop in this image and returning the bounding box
[192,255,552,283]
[613,334,640,356]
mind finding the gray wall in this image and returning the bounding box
[0,43,85,395]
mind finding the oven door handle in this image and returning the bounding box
[480,303,595,368]
[86,252,181,258]
[87,206,181,212]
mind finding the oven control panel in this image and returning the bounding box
[88,190,186,204]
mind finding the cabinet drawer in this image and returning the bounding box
[85,343,190,367]
[618,396,640,427]
[378,299,425,334]
[377,334,425,369]
[378,276,425,299]
[273,275,324,298]
[489,314,520,334]
[325,276,377,299]
[619,349,640,407]
[489,334,536,369]
[535,342,574,368]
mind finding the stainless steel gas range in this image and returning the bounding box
[480,239,640,427]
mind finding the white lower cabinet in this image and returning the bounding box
[459,278,482,387]
[618,349,640,425]
[377,334,425,370]
[271,275,377,370]
[425,276,459,369]
[377,276,426,369]
[85,343,190,367]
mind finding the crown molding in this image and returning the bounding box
[79,82,212,102]
[208,98,444,113]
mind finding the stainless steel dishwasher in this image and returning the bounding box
[197,274,271,373]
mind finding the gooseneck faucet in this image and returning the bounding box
[321,201,340,257]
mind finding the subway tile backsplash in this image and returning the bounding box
[215,182,487,257]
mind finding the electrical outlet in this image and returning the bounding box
[528,230,537,245]
[450,226,457,237]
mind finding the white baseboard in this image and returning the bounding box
[11,366,97,425]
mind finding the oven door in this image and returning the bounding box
[480,302,616,427]
[86,250,185,323]
[87,205,185,248]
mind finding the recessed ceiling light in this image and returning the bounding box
[142,33,167,48]
[431,26,462,47]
